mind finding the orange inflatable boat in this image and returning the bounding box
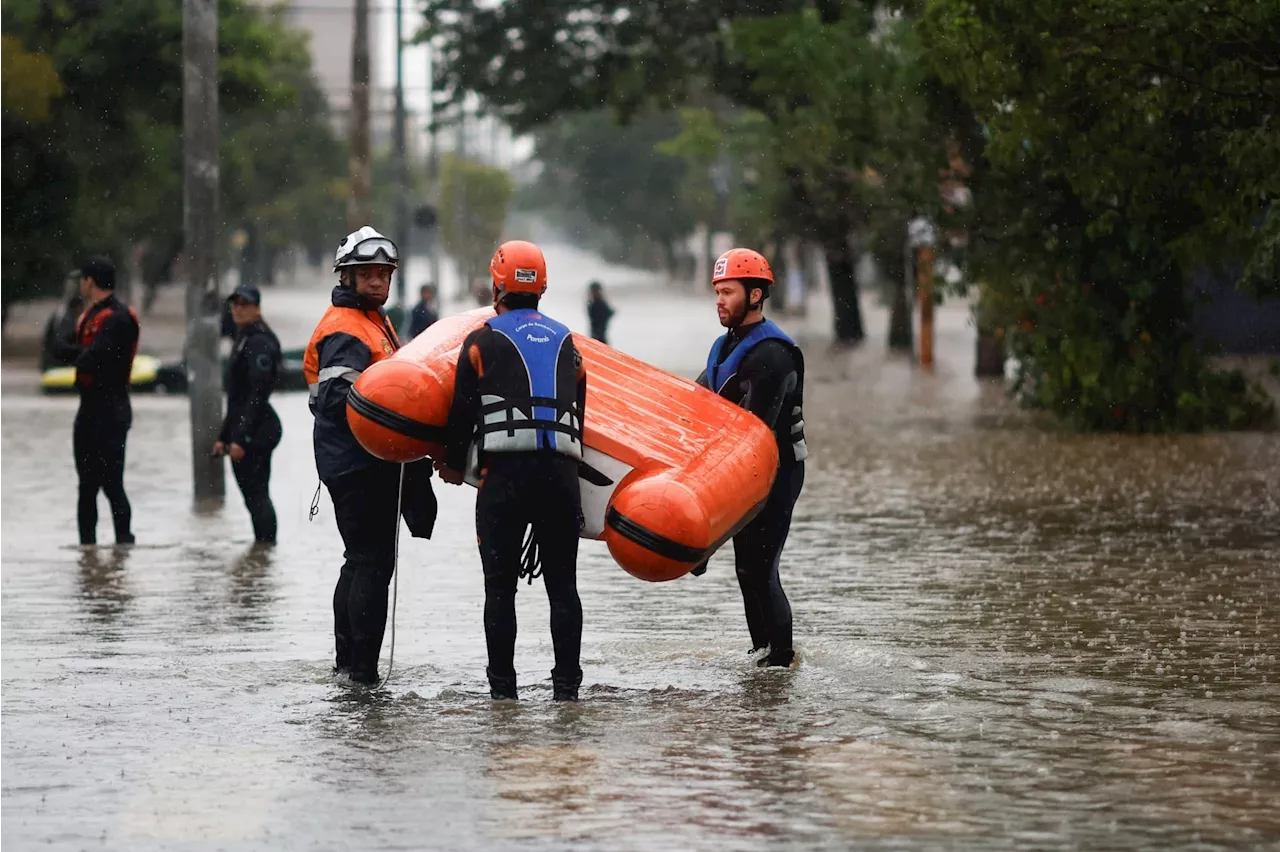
[346,307,779,582]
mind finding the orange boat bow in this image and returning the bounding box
[348,308,778,581]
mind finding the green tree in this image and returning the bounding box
[923,0,1278,430]
[1,0,346,320]
[422,0,885,341]
[525,109,697,271]
[439,154,515,293]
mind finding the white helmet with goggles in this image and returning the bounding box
[334,226,399,271]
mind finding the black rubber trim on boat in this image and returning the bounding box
[605,495,768,566]
[347,388,447,443]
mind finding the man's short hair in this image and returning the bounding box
[80,256,116,290]
[501,292,540,311]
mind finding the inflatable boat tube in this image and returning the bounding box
[347,307,779,582]
[40,354,160,395]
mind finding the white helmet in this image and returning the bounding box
[333,226,399,272]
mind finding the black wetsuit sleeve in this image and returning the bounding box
[224,334,279,446]
[444,327,486,472]
[733,339,797,430]
[312,332,371,427]
[50,325,84,362]
[695,369,710,389]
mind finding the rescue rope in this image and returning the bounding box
[519,523,543,585]
[386,462,406,683]
[308,481,322,521]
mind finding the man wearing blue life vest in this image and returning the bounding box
[437,240,588,702]
[696,248,808,669]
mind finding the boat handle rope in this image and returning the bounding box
[519,524,542,585]
[386,462,406,684]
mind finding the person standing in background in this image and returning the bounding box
[213,284,282,545]
[586,280,615,345]
[408,283,439,339]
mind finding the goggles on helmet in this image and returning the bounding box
[338,237,399,268]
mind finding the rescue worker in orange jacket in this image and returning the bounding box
[437,240,587,701]
[304,226,437,685]
[52,256,140,546]
[695,248,807,668]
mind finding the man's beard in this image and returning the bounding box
[720,297,753,328]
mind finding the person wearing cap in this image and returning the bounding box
[51,256,140,546]
[437,240,588,702]
[212,285,282,544]
[304,226,438,685]
[695,248,808,669]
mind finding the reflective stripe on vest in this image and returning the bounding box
[303,305,400,397]
[481,309,583,460]
[705,319,808,463]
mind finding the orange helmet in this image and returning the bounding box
[490,240,547,299]
[712,248,774,287]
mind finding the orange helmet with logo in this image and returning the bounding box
[711,248,774,287]
[490,240,547,299]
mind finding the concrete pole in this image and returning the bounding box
[348,0,372,229]
[393,0,409,318]
[183,0,225,505]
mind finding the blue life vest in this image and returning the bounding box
[706,319,795,393]
[703,319,808,464]
[481,309,583,459]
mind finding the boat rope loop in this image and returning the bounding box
[519,523,543,585]
[386,463,406,683]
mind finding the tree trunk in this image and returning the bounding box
[974,283,1006,377]
[823,233,864,343]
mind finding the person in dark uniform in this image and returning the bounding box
[408,283,439,339]
[586,280,614,344]
[304,226,437,685]
[438,240,587,702]
[695,248,807,669]
[212,284,282,544]
[52,256,140,546]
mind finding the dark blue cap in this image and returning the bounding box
[226,284,261,306]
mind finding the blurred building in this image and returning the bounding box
[256,0,394,146]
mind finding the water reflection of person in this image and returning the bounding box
[227,544,277,627]
[694,249,807,669]
[78,545,134,624]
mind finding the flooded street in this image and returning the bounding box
[3,246,1278,850]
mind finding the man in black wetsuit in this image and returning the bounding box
[696,248,808,668]
[437,239,587,702]
[213,285,282,544]
[53,256,140,546]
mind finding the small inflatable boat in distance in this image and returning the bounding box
[347,307,779,582]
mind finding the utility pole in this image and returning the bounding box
[426,42,442,290]
[393,0,409,317]
[348,0,371,229]
[455,104,469,303]
[183,0,224,505]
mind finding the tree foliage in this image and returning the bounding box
[1,0,346,317]
[923,0,1279,430]
[439,154,515,289]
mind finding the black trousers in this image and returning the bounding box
[476,453,582,694]
[733,462,804,665]
[326,462,402,680]
[73,404,133,545]
[231,448,277,543]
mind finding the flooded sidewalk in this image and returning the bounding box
[3,245,1278,850]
